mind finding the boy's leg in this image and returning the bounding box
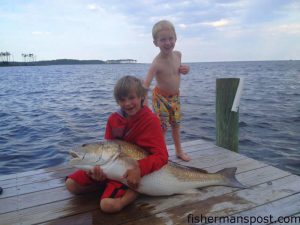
[100,189,139,213]
[65,178,100,194]
[65,170,103,194]
[99,180,139,213]
[172,125,191,161]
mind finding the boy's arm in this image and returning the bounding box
[105,114,142,189]
[179,64,190,75]
[87,165,107,181]
[135,116,169,177]
[123,162,141,190]
[143,63,157,106]
[176,51,190,75]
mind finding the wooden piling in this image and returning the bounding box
[216,78,239,152]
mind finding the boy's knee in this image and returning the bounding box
[100,198,122,213]
[65,178,82,194]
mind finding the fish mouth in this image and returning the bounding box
[70,151,80,158]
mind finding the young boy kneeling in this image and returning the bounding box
[65,75,168,213]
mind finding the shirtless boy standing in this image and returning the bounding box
[144,20,191,161]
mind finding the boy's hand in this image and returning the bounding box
[123,166,141,190]
[179,65,190,75]
[87,165,107,181]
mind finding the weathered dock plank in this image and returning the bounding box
[0,167,74,190]
[210,193,300,225]
[0,139,299,225]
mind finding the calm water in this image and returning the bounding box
[0,61,299,175]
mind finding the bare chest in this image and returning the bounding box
[157,57,181,78]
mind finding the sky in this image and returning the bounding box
[1,0,300,63]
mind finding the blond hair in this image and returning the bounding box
[114,76,147,102]
[152,20,176,40]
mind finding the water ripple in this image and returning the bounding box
[0,62,299,175]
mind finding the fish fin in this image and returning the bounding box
[169,161,208,173]
[217,167,247,189]
[69,151,80,158]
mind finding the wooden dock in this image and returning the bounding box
[1,139,300,225]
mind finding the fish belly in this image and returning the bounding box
[102,161,129,184]
[138,169,199,196]
[102,161,194,195]
[102,159,225,196]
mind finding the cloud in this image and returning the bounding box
[1,0,300,62]
[87,3,105,12]
[202,19,231,28]
[178,23,187,29]
[268,23,300,35]
[177,18,233,31]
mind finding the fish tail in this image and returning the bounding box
[217,167,247,189]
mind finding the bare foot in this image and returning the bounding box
[100,198,123,213]
[176,152,191,162]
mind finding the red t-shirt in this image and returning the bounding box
[105,106,168,177]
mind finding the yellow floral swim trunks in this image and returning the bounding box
[152,87,181,131]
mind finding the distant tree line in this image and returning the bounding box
[21,53,36,62]
[0,51,35,64]
[0,58,106,67]
[0,51,137,67]
[0,52,12,63]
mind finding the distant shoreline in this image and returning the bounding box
[0,59,137,67]
[1,59,298,67]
